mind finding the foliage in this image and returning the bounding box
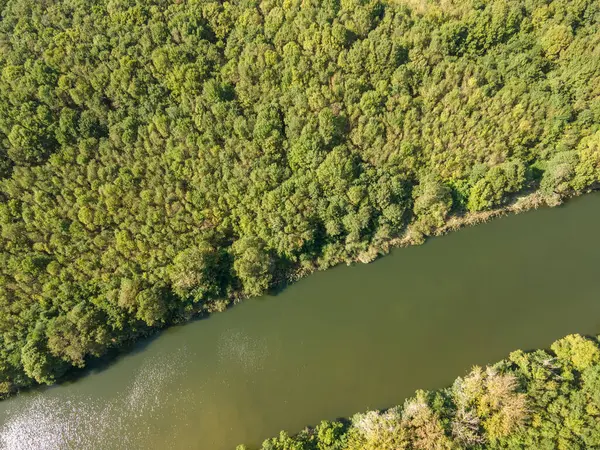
[467,160,527,212]
[412,174,453,236]
[1,0,600,392]
[246,334,600,450]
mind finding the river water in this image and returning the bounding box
[2,193,600,449]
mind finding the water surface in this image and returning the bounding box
[2,193,600,449]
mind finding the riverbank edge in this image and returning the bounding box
[288,185,595,278]
[0,186,593,400]
[237,332,600,450]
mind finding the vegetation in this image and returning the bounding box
[1,0,600,394]
[239,334,600,450]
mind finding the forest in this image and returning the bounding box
[240,334,600,449]
[0,0,599,394]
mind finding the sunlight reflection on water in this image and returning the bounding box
[0,347,193,449]
[217,329,269,374]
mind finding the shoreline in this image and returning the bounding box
[356,187,597,265]
[238,333,600,450]
[1,187,592,401]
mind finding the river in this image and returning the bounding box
[2,193,600,449]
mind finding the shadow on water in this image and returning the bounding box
[6,315,210,399]
[63,332,163,383]
[7,332,165,400]
[6,258,334,399]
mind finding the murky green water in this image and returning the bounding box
[2,193,600,449]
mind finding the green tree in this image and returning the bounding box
[540,151,578,203]
[21,323,68,385]
[468,160,527,212]
[412,176,453,235]
[233,236,273,297]
[169,242,220,300]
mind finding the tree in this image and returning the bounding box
[135,286,169,327]
[551,334,600,371]
[412,175,453,235]
[541,24,573,59]
[468,160,527,212]
[540,151,578,204]
[21,322,68,385]
[169,242,220,300]
[232,236,273,297]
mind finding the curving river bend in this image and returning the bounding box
[2,193,600,449]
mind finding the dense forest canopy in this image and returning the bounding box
[242,334,600,450]
[0,0,599,393]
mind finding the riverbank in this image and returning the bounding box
[289,185,584,278]
[0,187,585,400]
[4,191,600,448]
[362,186,598,264]
[357,190,548,264]
[240,333,600,450]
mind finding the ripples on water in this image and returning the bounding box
[0,347,193,449]
[0,329,271,449]
[217,329,269,374]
